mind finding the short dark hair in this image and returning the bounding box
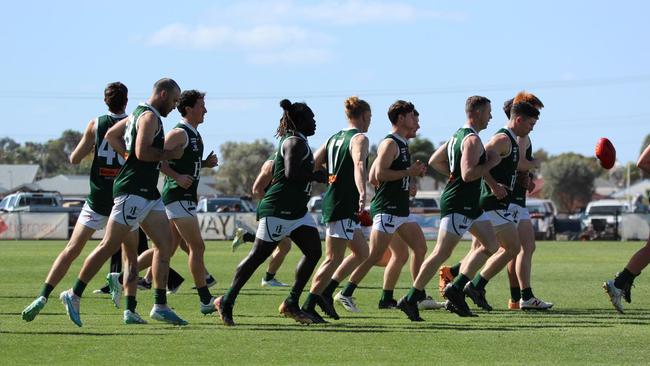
[511,102,540,119]
[465,96,491,113]
[153,78,180,93]
[104,82,128,114]
[177,90,206,117]
[503,98,514,119]
[387,100,415,124]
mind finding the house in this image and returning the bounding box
[0,164,40,195]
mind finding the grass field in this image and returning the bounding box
[1,239,649,365]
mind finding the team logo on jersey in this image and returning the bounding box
[190,137,199,152]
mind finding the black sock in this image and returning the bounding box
[322,279,339,298]
[126,296,137,312]
[264,272,275,282]
[521,288,535,301]
[341,282,357,297]
[72,279,87,297]
[243,232,256,242]
[380,289,394,302]
[167,268,185,290]
[510,287,521,302]
[450,263,461,277]
[154,289,167,305]
[614,268,637,289]
[406,287,425,303]
[302,292,318,311]
[197,286,212,304]
[452,274,470,290]
[286,289,301,305]
[472,275,489,290]
[39,283,54,299]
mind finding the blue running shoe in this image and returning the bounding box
[150,306,188,326]
[59,289,82,327]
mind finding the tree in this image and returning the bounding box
[215,139,275,195]
[409,136,446,188]
[541,153,596,213]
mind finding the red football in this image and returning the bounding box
[358,210,373,227]
[595,137,616,169]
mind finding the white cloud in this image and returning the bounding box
[247,48,335,65]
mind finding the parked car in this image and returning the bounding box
[307,195,323,213]
[196,196,255,213]
[526,198,557,240]
[0,190,81,236]
[410,191,440,214]
[579,199,631,240]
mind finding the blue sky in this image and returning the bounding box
[1,1,649,165]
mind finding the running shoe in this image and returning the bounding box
[316,294,340,320]
[200,297,218,315]
[520,297,554,311]
[231,228,245,252]
[334,291,360,312]
[215,296,235,326]
[443,284,475,317]
[123,310,147,324]
[106,272,122,308]
[463,282,493,311]
[397,296,424,322]
[603,280,625,314]
[302,307,327,324]
[21,296,47,322]
[508,300,520,310]
[60,289,82,327]
[439,266,455,297]
[378,298,397,309]
[150,305,188,326]
[417,296,446,310]
[261,278,290,287]
[279,300,313,324]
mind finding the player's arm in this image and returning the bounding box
[313,142,327,171]
[375,139,424,182]
[105,118,128,157]
[429,141,450,176]
[350,134,369,211]
[252,160,274,199]
[368,160,379,187]
[481,134,510,199]
[283,137,327,183]
[637,144,650,174]
[160,129,192,189]
[460,135,499,182]
[135,112,182,162]
[516,136,539,171]
[70,119,97,164]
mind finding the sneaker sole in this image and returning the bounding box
[602,282,624,314]
[60,294,82,327]
[215,297,236,326]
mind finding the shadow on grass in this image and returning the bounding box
[0,330,174,337]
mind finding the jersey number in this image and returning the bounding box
[447,137,457,172]
[97,139,125,166]
[326,137,345,175]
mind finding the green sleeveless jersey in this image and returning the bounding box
[162,122,204,205]
[511,139,533,208]
[479,128,519,211]
[256,132,314,220]
[439,127,487,219]
[86,113,127,216]
[370,134,411,217]
[113,103,165,200]
[321,128,365,223]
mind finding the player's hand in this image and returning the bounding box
[358,195,366,212]
[490,183,508,200]
[409,183,417,197]
[204,151,218,168]
[175,174,194,189]
[408,160,426,177]
[527,180,536,193]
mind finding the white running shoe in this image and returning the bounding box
[123,310,147,324]
[261,278,290,287]
[200,297,218,315]
[231,228,245,252]
[417,296,446,310]
[59,289,82,327]
[106,272,122,308]
[603,280,625,313]
[150,305,188,326]
[334,291,360,312]
[520,297,554,310]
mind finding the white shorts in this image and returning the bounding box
[372,213,410,234]
[165,200,197,219]
[326,219,361,240]
[256,213,318,242]
[439,213,475,237]
[511,204,530,223]
[77,202,109,231]
[110,194,164,231]
[476,206,518,230]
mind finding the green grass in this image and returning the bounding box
[1,239,650,365]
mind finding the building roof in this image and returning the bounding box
[34,175,90,197]
[611,179,650,199]
[0,165,40,194]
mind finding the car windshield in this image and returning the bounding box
[17,196,58,206]
[411,198,437,208]
[526,203,544,214]
[206,198,249,212]
[587,205,625,215]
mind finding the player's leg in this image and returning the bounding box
[381,235,409,308]
[604,236,650,313]
[323,229,368,299]
[262,238,291,286]
[302,234,347,318]
[285,225,322,323]
[121,230,147,324]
